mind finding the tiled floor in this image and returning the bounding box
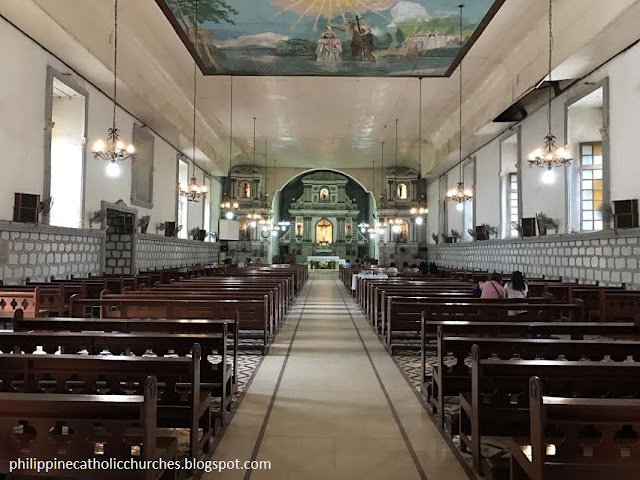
[206,271,468,480]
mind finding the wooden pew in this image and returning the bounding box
[0,376,177,480]
[0,346,208,460]
[0,289,44,319]
[0,284,67,316]
[430,329,640,434]
[510,376,640,480]
[461,347,640,475]
[69,296,271,353]
[386,299,585,352]
[12,311,240,391]
[0,330,232,426]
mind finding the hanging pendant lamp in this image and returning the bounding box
[528,0,572,178]
[446,4,473,210]
[179,0,206,203]
[92,0,134,178]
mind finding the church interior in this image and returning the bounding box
[1,0,640,478]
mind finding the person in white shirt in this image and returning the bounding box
[504,271,528,298]
[386,262,398,276]
[504,271,529,316]
[344,259,351,268]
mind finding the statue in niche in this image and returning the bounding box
[296,223,303,237]
[319,188,330,201]
[345,223,352,237]
[316,220,333,244]
[396,183,408,200]
[241,182,252,198]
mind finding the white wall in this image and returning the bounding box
[428,37,640,244]
[475,139,500,229]
[0,17,222,236]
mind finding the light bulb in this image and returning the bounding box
[271,230,278,236]
[456,203,464,212]
[115,140,125,151]
[220,203,226,208]
[233,202,239,209]
[250,221,257,228]
[126,144,135,154]
[410,207,417,215]
[392,225,401,233]
[225,211,234,220]
[415,217,424,225]
[542,169,556,184]
[225,202,231,209]
[281,226,286,231]
[105,161,120,178]
[93,139,106,152]
[369,233,375,239]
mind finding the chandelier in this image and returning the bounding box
[221,200,239,219]
[446,5,473,211]
[177,0,207,202]
[179,174,207,202]
[528,0,572,175]
[409,206,428,225]
[93,0,134,178]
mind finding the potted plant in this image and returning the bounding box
[451,230,461,243]
[598,202,614,230]
[536,213,559,235]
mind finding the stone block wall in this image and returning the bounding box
[427,228,640,289]
[136,234,220,270]
[0,221,104,284]
[104,228,134,275]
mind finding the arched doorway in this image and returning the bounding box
[270,170,376,263]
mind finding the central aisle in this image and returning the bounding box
[207,271,468,480]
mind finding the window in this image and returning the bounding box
[49,76,86,228]
[203,177,212,240]
[177,158,189,239]
[509,173,519,237]
[580,142,603,231]
[396,183,408,200]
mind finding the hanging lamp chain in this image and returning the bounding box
[111,0,118,133]
[458,4,463,183]
[547,0,553,139]
[192,0,198,164]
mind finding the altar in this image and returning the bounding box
[307,255,342,269]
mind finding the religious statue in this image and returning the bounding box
[316,32,342,63]
[316,220,333,244]
[242,182,251,198]
[296,223,303,237]
[397,183,407,199]
[347,20,375,62]
[345,223,352,237]
[320,188,330,201]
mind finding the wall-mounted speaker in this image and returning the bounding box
[613,200,638,229]
[521,218,537,237]
[164,221,176,237]
[13,193,40,223]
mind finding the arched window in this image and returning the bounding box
[319,187,330,201]
[241,181,252,198]
[315,219,333,244]
[396,183,408,200]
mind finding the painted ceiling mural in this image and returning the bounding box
[158,0,502,77]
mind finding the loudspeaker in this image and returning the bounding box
[164,221,176,237]
[613,200,639,229]
[521,218,537,237]
[475,225,489,241]
[197,229,206,241]
[13,193,40,223]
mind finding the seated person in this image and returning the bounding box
[410,263,420,273]
[504,271,528,298]
[344,259,351,268]
[479,272,505,299]
[386,262,398,276]
[402,261,410,272]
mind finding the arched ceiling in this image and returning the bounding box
[2,0,640,177]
